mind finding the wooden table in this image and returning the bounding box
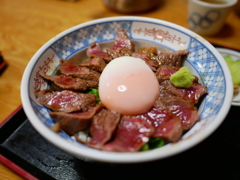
[0,0,240,179]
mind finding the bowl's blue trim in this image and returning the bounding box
[186,37,226,119]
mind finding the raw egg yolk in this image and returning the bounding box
[99,56,160,115]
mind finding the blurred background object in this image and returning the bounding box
[188,0,237,36]
[236,0,240,16]
[102,0,161,13]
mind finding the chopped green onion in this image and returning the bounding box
[140,138,165,151]
[86,88,100,102]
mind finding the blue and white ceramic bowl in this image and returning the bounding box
[21,16,233,163]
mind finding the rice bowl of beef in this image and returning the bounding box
[21,16,233,163]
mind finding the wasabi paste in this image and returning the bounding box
[170,67,195,88]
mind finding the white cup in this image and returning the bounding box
[188,0,237,36]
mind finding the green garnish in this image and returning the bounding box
[224,55,240,85]
[140,138,165,151]
[170,67,195,88]
[86,88,100,102]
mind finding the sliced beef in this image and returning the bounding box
[39,71,98,91]
[156,49,189,67]
[78,57,106,72]
[170,82,208,104]
[133,48,189,71]
[136,46,158,57]
[86,109,121,149]
[106,48,133,59]
[156,80,206,130]
[132,52,157,71]
[50,103,103,135]
[132,47,159,71]
[155,66,181,83]
[106,28,135,59]
[158,92,200,131]
[59,59,100,82]
[103,116,154,152]
[112,28,135,51]
[86,42,112,62]
[35,89,97,113]
[138,100,182,142]
[85,80,99,88]
[159,79,208,104]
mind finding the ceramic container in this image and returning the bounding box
[188,0,237,36]
[21,16,233,163]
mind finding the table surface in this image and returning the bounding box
[0,0,240,179]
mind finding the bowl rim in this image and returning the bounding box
[21,16,233,163]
